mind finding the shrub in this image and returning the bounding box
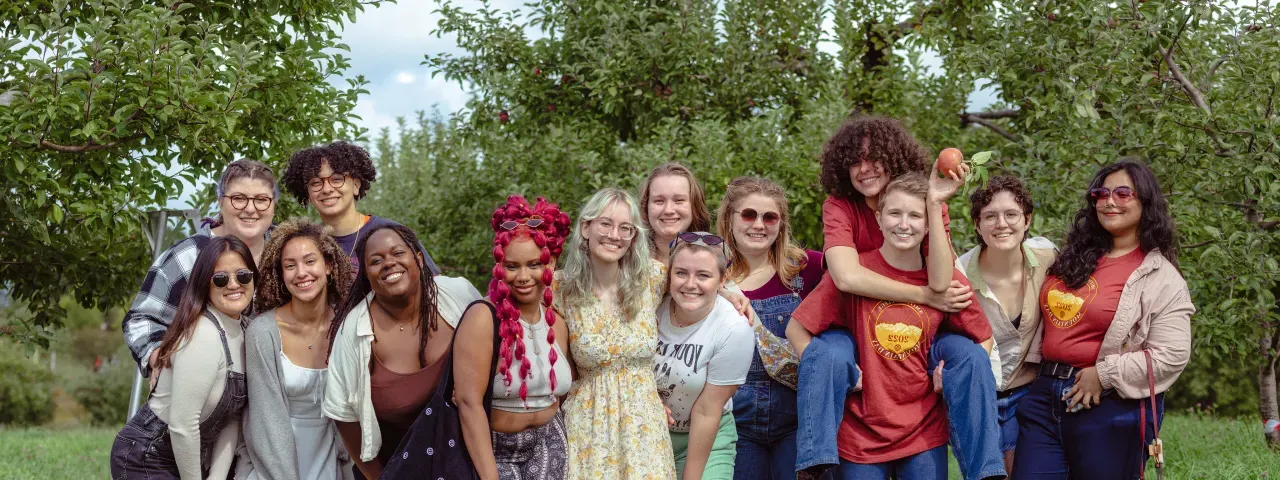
[71,347,142,426]
[0,342,55,426]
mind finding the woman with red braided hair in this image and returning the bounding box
[455,195,575,480]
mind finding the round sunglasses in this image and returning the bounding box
[737,208,781,227]
[212,269,254,288]
[1088,186,1135,205]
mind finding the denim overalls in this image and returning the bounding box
[732,287,801,480]
[110,313,247,479]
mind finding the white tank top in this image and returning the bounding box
[490,315,572,413]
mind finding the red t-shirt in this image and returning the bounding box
[821,195,950,255]
[1039,249,1145,368]
[796,251,992,463]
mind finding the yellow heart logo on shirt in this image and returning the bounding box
[1047,289,1084,327]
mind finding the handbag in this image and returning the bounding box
[753,317,800,389]
[1139,350,1165,480]
[378,301,501,479]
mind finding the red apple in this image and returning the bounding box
[937,148,963,178]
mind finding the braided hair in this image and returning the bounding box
[488,195,572,404]
[327,224,439,369]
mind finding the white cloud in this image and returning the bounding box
[396,71,416,84]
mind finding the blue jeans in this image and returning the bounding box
[733,293,801,480]
[832,445,947,480]
[997,385,1031,452]
[1013,374,1164,479]
[796,330,1004,479]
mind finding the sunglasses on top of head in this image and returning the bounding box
[737,208,781,227]
[1088,186,1136,206]
[212,269,254,288]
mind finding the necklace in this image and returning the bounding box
[344,222,364,259]
[283,306,329,349]
[373,301,415,332]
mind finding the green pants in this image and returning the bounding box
[670,410,738,480]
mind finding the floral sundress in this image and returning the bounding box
[557,259,676,480]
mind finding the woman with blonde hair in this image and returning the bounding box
[715,177,824,480]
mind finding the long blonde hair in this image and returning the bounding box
[557,188,652,320]
[716,176,808,286]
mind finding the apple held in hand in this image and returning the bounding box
[937,148,964,178]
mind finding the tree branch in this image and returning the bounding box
[892,3,946,40]
[960,113,1019,143]
[962,109,1020,120]
[38,136,135,153]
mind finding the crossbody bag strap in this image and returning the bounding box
[1140,350,1164,480]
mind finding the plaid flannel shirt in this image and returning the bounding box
[122,227,215,378]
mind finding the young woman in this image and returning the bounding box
[655,232,755,480]
[785,117,1003,479]
[1014,160,1193,479]
[110,236,257,479]
[282,140,441,277]
[715,177,824,480]
[239,220,356,480]
[788,174,993,480]
[639,163,713,261]
[555,187,678,479]
[123,159,277,379]
[954,176,1058,474]
[322,224,482,479]
[455,196,574,480]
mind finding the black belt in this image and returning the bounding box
[1039,362,1080,380]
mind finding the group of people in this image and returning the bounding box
[108,115,1194,480]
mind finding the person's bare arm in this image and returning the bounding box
[926,158,970,292]
[827,246,972,312]
[786,320,816,357]
[336,421,381,479]
[681,385,739,480]
[454,305,500,480]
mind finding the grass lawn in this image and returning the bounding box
[1,415,1277,478]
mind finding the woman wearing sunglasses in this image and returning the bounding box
[238,220,355,480]
[640,163,714,262]
[1013,160,1193,478]
[282,141,441,278]
[123,159,277,381]
[322,224,482,479]
[454,196,574,480]
[654,232,755,480]
[954,176,1058,474]
[111,237,257,479]
[714,177,823,480]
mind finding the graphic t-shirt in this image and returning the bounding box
[653,296,754,433]
[335,215,441,278]
[795,250,992,463]
[1040,248,1145,368]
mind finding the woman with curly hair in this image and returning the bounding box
[715,177,824,480]
[954,176,1058,474]
[237,219,355,480]
[639,163,713,261]
[281,141,440,277]
[1014,160,1192,479]
[454,196,575,480]
[785,116,1004,479]
[322,224,482,479]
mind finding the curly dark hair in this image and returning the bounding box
[819,116,929,200]
[969,175,1036,247]
[1047,159,1178,289]
[282,141,377,206]
[253,219,355,314]
[327,223,439,370]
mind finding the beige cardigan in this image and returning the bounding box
[1026,249,1195,399]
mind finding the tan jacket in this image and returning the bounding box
[957,237,1058,391]
[1027,249,1194,399]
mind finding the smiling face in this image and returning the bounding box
[583,200,637,265]
[976,191,1030,252]
[281,237,331,304]
[646,174,693,243]
[849,157,889,200]
[1095,169,1144,238]
[363,229,422,300]
[218,178,275,241]
[208,251,253,317]
[668,247,724,315]
[308,161,361,217]
[502,238,551,306]
[877,189,928,252]
[731,194,782,258]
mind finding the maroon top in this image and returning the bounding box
[370,349,448,463]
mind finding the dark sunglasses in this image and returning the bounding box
[669,232,725,249]
[499,217,545,231]
[738,208,781,227]
[212,269,254,288]
[1088,186,1136,205]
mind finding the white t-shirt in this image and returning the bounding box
[653,296,754,433]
